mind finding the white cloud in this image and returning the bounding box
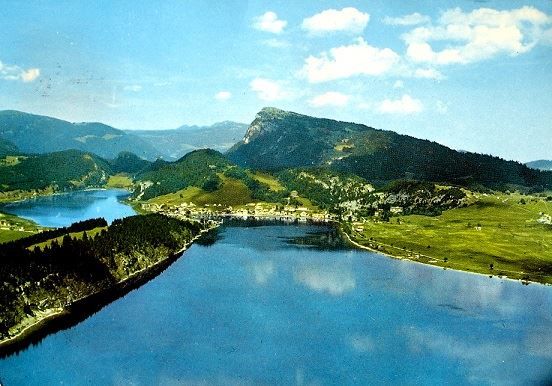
[403,6,552,65]
[302,37,400,83]
[378,94,423,114]
[383,12,430,26]
[214,91,232,101]
[302,7,369,35]
[21,68,40,82]
[250,77,288,101]
[0,60,40,82]
[308,91,350,107]
[123,84,142,92]
[414,68,444,80]
[253,11,287,34]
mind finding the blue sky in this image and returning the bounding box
[0,0,551,162]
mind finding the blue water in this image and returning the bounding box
[0,189,136,227]
[1,220,551,385]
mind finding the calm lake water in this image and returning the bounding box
[1,192,551,385]
[0,189,136,227]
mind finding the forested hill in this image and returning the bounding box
[109,151,151,174]
[0,110,161,160]
[0,214,204,345]
[0,150,113,192]
[133,148,287,203]
[0,138,19,156]
[228,107,552,190]
[136,149,232,199]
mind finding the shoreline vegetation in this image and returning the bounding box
[0,214,218,356]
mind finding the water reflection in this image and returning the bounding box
[249,260,276,285]
[348,334,376,353]
[1,222,551,385]
[294,260,356,296]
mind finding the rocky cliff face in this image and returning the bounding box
[227,107,552,190]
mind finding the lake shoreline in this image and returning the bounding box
[0,224,217,357]
[0,186,132,205]
[339,224,551,286]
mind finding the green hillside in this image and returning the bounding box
[134,149,287,204]
[109,151,151,174]
[0,138,19,157]
[228,107,552,190]
[0,110,161,160]
[0,150,112,192]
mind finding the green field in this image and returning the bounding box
[250,171,285,191]
[106,174,133,189]
[345,192,552,284]
[148,175,254,207]
[0,212,42,243]
[28,226,107,250]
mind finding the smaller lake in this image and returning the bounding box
[0,189,136,227]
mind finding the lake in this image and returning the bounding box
[0,189,136,227]
[0,191,551,385]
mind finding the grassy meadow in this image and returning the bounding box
[346,192,552,284]
[0,212,43,243]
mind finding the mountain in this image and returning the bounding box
[526,160,552,171]
[0,110,161,160]
[228,107,552,190]
[0,138,19,156]
[136,149,234,200]
[134,149,286,204]
[109,151,151,174]
[127,121,248,160]
[0,149,112,192]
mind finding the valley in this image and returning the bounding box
[0,106,551,359]
[1,108,551,286]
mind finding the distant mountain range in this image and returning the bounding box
[0,110,247,161]
[0,110,161,160]
[526,160,552,171]
[228,107,552,190]
[127,121,248,159]
[1,107,550,192]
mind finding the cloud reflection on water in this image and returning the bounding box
[294,260,356,296]
[349,334,376,353]
[249,260,276,285]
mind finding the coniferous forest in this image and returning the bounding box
[0,214,204,340]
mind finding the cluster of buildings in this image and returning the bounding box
[140,201,335,223]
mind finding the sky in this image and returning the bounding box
[0,0,551,162]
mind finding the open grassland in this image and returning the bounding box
[0,212,42,243]
[106,174,133,189]
[28,227,107,251]
[0,155,25,166]
[148,175,254,207]
[346,193,552,284]
[250,171,285,191]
